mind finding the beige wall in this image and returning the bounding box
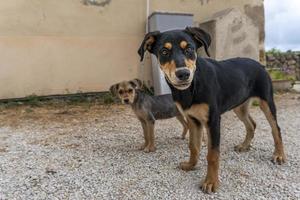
[0,0,264,99]
[199,8,260,61]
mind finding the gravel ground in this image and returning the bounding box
[0,93,299,200]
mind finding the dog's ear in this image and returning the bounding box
[184,27,211,57]
[109,83,119,96]
[138,31,160,61]
[129,79,143,89]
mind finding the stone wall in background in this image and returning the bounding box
[266,51,300,80]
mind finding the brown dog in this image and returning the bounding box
[110,79,194,152]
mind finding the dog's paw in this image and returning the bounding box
[272,152,286,165]
[234,144,250,152]
[200,178,219,193]
[179,161,195,171]
[138,144,147,151]
[143,146,156,153]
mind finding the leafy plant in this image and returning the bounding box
[102,93,114,104]
[252,100,260,107]
[268,70,296,81]
[24,94,41,107]
[269,70,285,80]
[266,48,282,55]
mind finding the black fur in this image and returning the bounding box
[169,57,276,148]
[138,28,285,192]
[138,27,279,149]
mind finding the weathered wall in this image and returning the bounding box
[149,0,265,61]
[199,8,260,61]
[0,0,264,99]
[0,0,146,99]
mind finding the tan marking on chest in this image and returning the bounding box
[185,103,209,123]
[175,102,187,119]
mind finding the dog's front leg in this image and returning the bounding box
[138,119,149,151]
[175,115,188,139]
[179,116,203,171]
[201,112,220,193]
[143,114,156,153]
[143,121,155,152]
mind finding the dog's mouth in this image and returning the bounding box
[123,99,130,104]
[161,68,194,90]
[171,81,192,90]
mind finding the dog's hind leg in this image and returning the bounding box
[259,98,286,164]
[176,115,188,139]
[234,99,256,152]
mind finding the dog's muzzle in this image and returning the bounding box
[175,68,190,81]
[170,68,192,90]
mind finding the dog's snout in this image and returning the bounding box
[175,69,190,81]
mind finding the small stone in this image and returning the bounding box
[288,60,296,65]
[266,54,276,61]
[45,168,57,175]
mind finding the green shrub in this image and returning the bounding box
[266,48,282,55]
[268,70,296,81]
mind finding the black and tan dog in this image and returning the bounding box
[110,79,190,152]
[138,27,286,193]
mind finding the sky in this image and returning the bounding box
[265,0,300,51]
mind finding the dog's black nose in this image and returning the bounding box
[124,99,129,104]
[175,69,190,81]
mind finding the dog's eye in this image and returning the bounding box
[119,90,124,95]
[128,89,133,93]
[160,49,169,56]
[185,47,193,53]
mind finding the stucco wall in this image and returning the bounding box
[198,8,260,61]
[0,0,264,99]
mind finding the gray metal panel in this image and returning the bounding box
[148,12,193,95]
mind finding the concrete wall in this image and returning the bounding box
[199,8,260,61]
[0,0,264,99]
